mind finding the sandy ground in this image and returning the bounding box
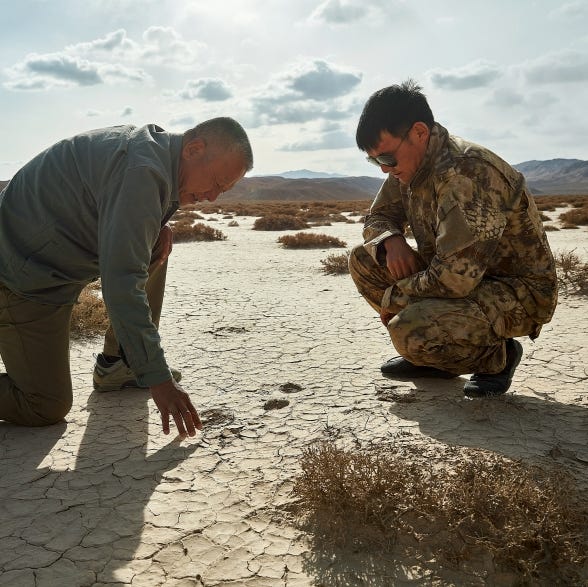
[1,209,587,587]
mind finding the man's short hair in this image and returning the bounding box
[356,79,435,151]
[184,117,254,171]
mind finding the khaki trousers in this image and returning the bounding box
[349,244,536,375]
[0,250,167,426]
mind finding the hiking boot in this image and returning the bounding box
[381,356,458,379]
[463,339,523,398]
[93,353,182,392]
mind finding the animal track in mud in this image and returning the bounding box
[200,408,236,426]
[375,384,418,403]
[263,399,290,411]
[280,382,303,393]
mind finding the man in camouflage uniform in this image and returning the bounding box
[349,80,558,396]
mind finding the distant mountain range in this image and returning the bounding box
[222,175,382,201]
[513,159,588,194]
[264,169,347,179]
[1,159,587,199]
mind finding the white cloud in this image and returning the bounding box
[286,60,361,100]
[177,79,233,101]
[68,29,135,54]
[309,0,412,24]
[247,59,361,127]
[522,50,588,84]
[139,26,206,67]
[2,26,203,92]
[428,60,502,90]
[310,0,367,24]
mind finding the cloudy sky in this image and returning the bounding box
[1,0,587,179]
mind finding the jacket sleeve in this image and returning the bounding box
[394,171,509,299]
[97,165,172,387]
[362,177,407,265]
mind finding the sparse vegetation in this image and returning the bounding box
[70,282,109,338]
[172,221,227,242]
[320,251,350,275]
[559,207,588,226]
[227,220,239,227]
[278,232,347,249]
[293,441,587,583]
[253,214,309,231]
[554,249,588,295]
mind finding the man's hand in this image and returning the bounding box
[155,224,174,266]
[384,235,422,281]
[150,378,202,437]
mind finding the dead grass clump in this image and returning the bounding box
[277,232,347,249]
[320,251,350,274]
[253,215,309,231]
[561,223,579,229]
[554,250,588,295]
[543,224,559,231]
[533,195,588,209]
[172,221,227,242]
[70,284,109,338]
[293,442,587,582]
[171,209,205,221]
[227,220,239,227]
[559,207,588,226]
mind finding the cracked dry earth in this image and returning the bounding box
[1,212,587,587]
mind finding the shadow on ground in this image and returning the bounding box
[0,389,196,586]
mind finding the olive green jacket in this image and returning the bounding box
[363,123,558,338]
[0,124,183,385]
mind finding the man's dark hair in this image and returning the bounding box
[185,117,254,171]
[356,79,435,151]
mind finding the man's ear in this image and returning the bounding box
[412,122,430,145]
[182,137,206,160]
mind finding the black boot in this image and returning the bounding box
[381,356,458,379]
[463,339,523,398]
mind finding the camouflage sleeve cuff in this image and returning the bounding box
[364,230,405,266]
[381,284,410,314]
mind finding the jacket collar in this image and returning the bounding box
[409,122,450,188]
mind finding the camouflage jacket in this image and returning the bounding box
[363,123,558,337]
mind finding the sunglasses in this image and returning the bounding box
[365,132,409,168]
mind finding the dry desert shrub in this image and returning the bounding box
[554,249,588,295]
[559,207,588,226]
[320,251,350,274]
[253,214,309,231]
[293,442,587,583]
[533,195,588,209]
[172,221,227,242]
[543,224,559,231]
[227,220,239,227]
[70,283,109,339]
[278,232,347,249]
[171,209,205,221]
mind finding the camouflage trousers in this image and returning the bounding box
[349,244,537,374]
